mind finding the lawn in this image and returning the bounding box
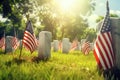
[0,49,104,80]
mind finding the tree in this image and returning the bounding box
[0,0,95,40]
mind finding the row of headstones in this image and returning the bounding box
[4,35,93,54]
[4,31,51,60]
[3,18,120,79]
[51,39,94,53]
[3,17,120,70]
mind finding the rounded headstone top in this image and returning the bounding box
[96,17,120,33]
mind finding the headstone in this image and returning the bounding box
[111,18,120,69]
[97,18,120,69]
[53,40,59,52]
[62,38,70,53]
[5,36,13,53]
[81,39,86,45]
[38,31,52,60]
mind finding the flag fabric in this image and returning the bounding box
[22,21,37,53]
[70,40,78,51]
[0,31,5,50]
[0,37,5,50]
[93,1,115,70]
[11,37,19,50]
[81,41,90,55]
[58,40,62,51]
[11,28,19,50]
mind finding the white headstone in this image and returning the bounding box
[5,36,13,53]
[81,39,86,45]
[111,18,120,69]
[38,31,52,60]
[62,38,70,53]
[53,40,59,52]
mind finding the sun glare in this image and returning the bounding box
[57,0,75,11]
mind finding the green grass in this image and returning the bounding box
[0,49,104,80]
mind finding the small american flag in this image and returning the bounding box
[0,37,5,50]
[58,40,62,51]
[93,1,115,70]
[0,31,5,50]
[11,37,19,50]
[81,41,90,55]
[22,21,37,53]
[70,39,78,51]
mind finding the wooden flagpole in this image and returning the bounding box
[19,14,29,59]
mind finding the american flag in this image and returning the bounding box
[0,31,5,50]
[0,37,5,50]
[58,40,62,51]
[93,1,115,70]
[81,41,90,55]
[70,39,78,51]
[22,21,37,53]
[11,28,19,50]
[11,37,19,50]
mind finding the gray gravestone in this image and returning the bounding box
[111,18,120,69]
[97,18,120,69]
[53,40,59,52]
[38,31,52,60]
[62,38,70,53]
[5,36,13,53]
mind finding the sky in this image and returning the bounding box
[0,0,120,29]
[88,0,120,28]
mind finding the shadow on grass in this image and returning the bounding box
[5,56,50,67]
[0,50,5,54]
[31,56,50,63]
[5,58,26,66]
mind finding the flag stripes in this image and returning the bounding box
[82,41,90,55]
[22,21,37,53]
[70,41,78,51]
[11,37,19,50]
[93,1,115,70]
[0,37,5,49]
[94,32,114,70]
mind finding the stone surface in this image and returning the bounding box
[111,18,120,69]
[62,38,70,53]
[53,40,59,52]
[5,36,13,53]
[38,31,52,60]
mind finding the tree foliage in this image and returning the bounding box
[0,0,95,41]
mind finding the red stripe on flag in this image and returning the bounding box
[82,41,90,55]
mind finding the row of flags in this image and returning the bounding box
[0,1,115,71]
[0,36,5,50]
[57,39,91,55]
[0,20,38,54]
